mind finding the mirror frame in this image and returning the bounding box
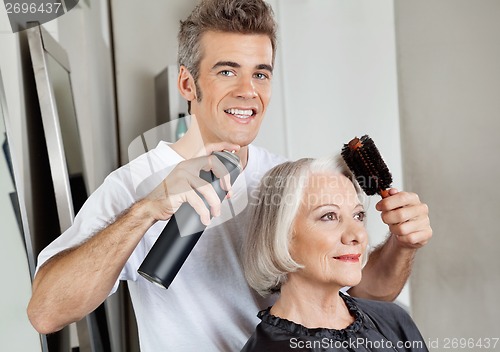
[26,24,76,232]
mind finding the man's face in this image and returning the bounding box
[189,31,273,147]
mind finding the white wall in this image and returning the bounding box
[395,1,500,347]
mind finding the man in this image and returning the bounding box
[28,0,432,351]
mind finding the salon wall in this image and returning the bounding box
[395,0,500,348]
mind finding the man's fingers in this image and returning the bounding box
[183,189,211,226]
[159,149,240,224]
[381,203,429,225]
[393,229,432,248]
[185,174,222,219]
[388,215,431,236]
[376,191,420,211]
[201,154,234,191]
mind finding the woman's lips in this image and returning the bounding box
[333,254,361,262]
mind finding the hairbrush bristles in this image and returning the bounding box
[341,135,393,197]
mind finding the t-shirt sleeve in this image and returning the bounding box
[35,172,138,296]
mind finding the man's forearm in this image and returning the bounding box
[348,234,417,301]
[28,199,155,334]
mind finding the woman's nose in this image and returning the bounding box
[341,220,368,245]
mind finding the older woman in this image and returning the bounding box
[241,157,428,351]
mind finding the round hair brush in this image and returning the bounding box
[341,135,393,198]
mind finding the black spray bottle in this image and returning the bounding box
[138,150,242,289]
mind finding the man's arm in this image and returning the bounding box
[348,189,432,301]
[27,200,154,334]
[27,142,240,334]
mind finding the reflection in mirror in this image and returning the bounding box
[45,45,88,213]
[26,25,110,352]
[0,69,45,351]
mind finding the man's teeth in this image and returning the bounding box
[225,108,253,118]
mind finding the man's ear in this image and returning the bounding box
[178,66,197,102]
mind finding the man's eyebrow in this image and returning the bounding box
[211,61,240,70]
[256,64,273,73]
[211,61,273,73]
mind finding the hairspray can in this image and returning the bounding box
[138,151,241,288]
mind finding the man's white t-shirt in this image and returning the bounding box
[36,142,286,351]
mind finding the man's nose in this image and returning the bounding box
[234,75,258,99]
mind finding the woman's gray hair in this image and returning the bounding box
[243,155,362,297]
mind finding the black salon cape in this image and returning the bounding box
[241,292,428,352]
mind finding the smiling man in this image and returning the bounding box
[27,1,432,351]
[173,30,273,166]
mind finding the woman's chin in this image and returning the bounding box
[336,275,362,289]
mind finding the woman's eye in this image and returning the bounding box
[354,211,366,221]
[321,212,338,221]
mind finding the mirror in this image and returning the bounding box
[45,50,88,213]
[26,24,110,352]
[27,24,86,228]
[0,69,45,351]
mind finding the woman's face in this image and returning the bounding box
[289,172,368,289]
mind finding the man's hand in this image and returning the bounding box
[144,142,241,225]
[376,188,432,249]
[349,188,432,301]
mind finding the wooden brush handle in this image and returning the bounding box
[379,189,391,198]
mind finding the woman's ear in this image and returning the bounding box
[178,66,197,102]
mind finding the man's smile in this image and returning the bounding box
[224,108,256,119]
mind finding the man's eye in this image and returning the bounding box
[254,72,269,80]
[220,70,235,77]
[321,212,338,221]
[354,211,366,221]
